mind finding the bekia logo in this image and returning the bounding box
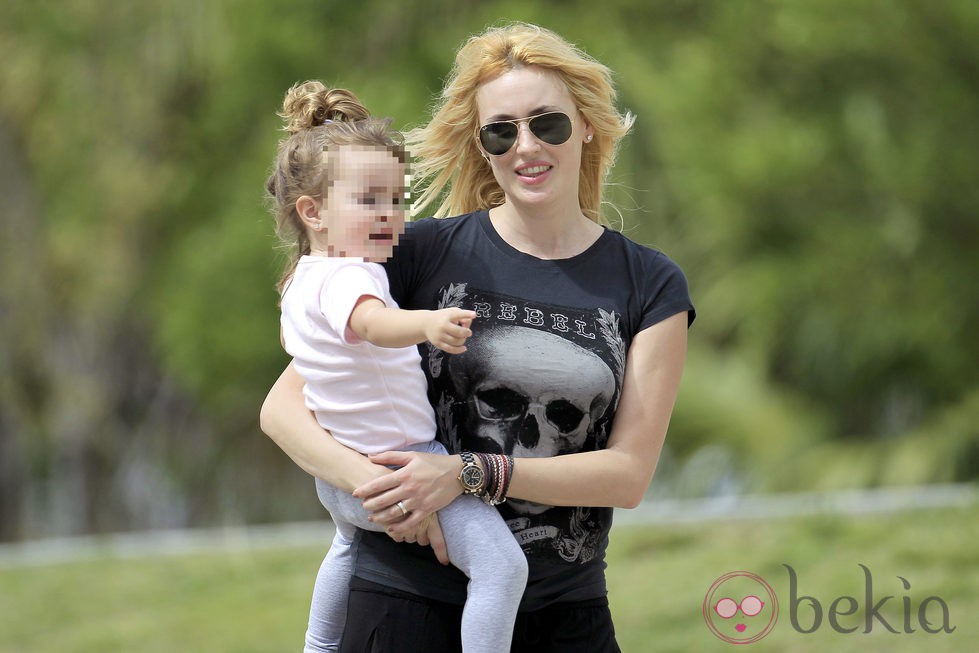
[703,565,956,644]
[702,571,779,644]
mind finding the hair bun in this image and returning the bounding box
[279,81,372,133]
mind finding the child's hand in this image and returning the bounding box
[425,308,476,354]
[386,512,449,565]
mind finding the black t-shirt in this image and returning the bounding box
[358,210,695,610]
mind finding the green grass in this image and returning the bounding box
[608,504,978,652]
[2,505,976,652]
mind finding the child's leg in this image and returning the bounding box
[437,493,529,653]
[303,520,356,653]
[304,478,382,653]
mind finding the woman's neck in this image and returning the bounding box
[488,203,603,260]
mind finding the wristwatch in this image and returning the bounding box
[457,452,485,495]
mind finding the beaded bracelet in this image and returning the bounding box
[498,454,514,502]
[474,452,514,505]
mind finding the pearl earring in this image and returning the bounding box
[585,134,593,143]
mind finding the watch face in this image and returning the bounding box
[461,465,483,490]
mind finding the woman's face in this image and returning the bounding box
[475,67,591,213]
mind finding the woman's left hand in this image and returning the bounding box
[353,450,461,537]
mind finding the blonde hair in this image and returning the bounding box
[266,81,406,293]
[406,22,634,223]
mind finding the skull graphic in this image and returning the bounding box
[448,325,615,514]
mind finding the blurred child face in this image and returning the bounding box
[322,145,407,262]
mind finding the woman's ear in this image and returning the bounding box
[581,114,594,144]
[296,195,323,231]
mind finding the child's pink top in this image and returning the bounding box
[280,256,435,454]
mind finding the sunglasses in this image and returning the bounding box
[478,111,574,156]
[714,596,765,619]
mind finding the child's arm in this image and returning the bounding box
[347,296,476,354]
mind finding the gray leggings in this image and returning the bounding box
[303,440,528,653]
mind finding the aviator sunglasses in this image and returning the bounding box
[478,111,574,156]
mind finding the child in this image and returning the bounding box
[265,80,527,653]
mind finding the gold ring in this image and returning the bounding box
[396,501,408,516]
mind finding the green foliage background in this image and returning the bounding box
[1,0,977,541]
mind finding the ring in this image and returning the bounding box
[396,501,408,517]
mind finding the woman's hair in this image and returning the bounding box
[406,22,634,223]
[266,80,407,293]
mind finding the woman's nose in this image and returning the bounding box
[514,122,541,153]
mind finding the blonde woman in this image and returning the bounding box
[261,23,695,652]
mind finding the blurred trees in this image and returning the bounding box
[0,0,976,541]
[595,0,979,493]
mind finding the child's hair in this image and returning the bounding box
[266,80,407,293]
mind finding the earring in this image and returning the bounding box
[585,134,593,143]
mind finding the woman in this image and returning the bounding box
[261,22,695,652]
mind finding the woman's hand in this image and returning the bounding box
[353,450,461,538]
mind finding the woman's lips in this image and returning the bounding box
[516,162,553,183]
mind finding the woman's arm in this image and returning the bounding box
[259,363,450,562]
[506,311,687,507]
[359,312,689,530]
[259,363,390,492]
